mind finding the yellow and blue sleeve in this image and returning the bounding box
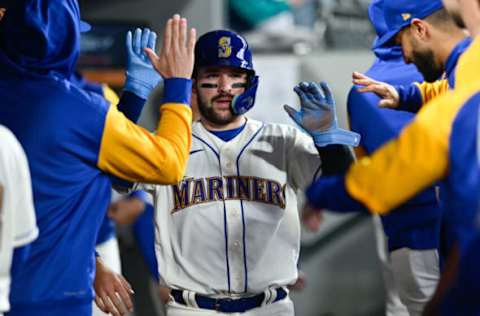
[415,80,449,105]
[102,84,120,106]
[344,88,472,214]
[396,80,449,113]
[97,78,192,184]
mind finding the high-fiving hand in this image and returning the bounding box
[352,71,400,108]
[284,81,360,147]
[125,28,162,99]
[145,14,196,79]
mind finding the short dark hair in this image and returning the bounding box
[425,8,459,30]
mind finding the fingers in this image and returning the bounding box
[284,104,302,125]
[120,275,135,295]
[352,78,376,87]
[179,17,187,49]
[97,291,121,316]
[188,27,197,55]
[103,286,129,316]
[295,82,328,111]
[379,99,397,108]
[148,31,157,51]
[126,31,133,55]
[161,18,172,56]
[319,81,334,106]
[171,14,180,51]
[352,71,371,81]
[352,72,378,87]
[356,84,389,96]
[145,48,160,68]
[141,28,151,57]
[94,296,108,313]
[155,14,195,78]
[115,277,134,312]
[133,28,142,55]
[294,85,312,106]
[283,104,298,118]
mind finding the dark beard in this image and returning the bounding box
[450,11,466,28]
[197,94,239,125]
[412,49,444,82]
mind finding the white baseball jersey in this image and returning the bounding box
[140,119,320,296]
[0,126,38,313]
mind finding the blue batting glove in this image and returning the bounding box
[124,28,163,99]
[284,81,360,147]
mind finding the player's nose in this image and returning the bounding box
[217,74,233,93]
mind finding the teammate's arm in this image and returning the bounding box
[353,71,449,112]
[94,256,134,316]
[395,80,449,112]
[316,145,354,176]
[306,88,465,215]
[96,15,196,185]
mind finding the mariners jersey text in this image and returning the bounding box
[172,175,287,212]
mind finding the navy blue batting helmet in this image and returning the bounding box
[194,29,255,75]
[194,29,258,115]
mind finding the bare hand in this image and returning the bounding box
[108,197,145,225]
[94,257,134,316]
[302,204,323,232]
[287,270,306,291]
[352,71,400,108]
[158,287,171,304]
[145,14,196,79]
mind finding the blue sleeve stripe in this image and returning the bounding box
[162,78,192,106]
[117,91,146,123]
[397,84,423,112]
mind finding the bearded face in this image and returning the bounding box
[194,66,248,126]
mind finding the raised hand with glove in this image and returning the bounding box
[124,28,162,99]
[284,81,360,147]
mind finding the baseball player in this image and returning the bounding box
[347,0,442,314]
[0,1,195,315]
[0,126,38,316]
[303,1,480,315]
[352,0,470,113]
[130,29,357,316]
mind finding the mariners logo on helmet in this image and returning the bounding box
[218,36,232,58]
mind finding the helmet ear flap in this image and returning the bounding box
[231,75,259,115]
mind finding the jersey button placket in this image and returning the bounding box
[222,146,245,292]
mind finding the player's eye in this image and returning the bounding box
[231,83,247,89]
[199,83,218,89]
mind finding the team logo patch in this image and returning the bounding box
[218,36,232,58]
[401,13,411,21]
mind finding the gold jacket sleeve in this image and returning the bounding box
[98,103,192,184]
[102,84,120,106]
[345,89,469,214]
[415,80,449,105]
[456,35,480,90]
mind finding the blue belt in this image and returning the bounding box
[171,287,288,313]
